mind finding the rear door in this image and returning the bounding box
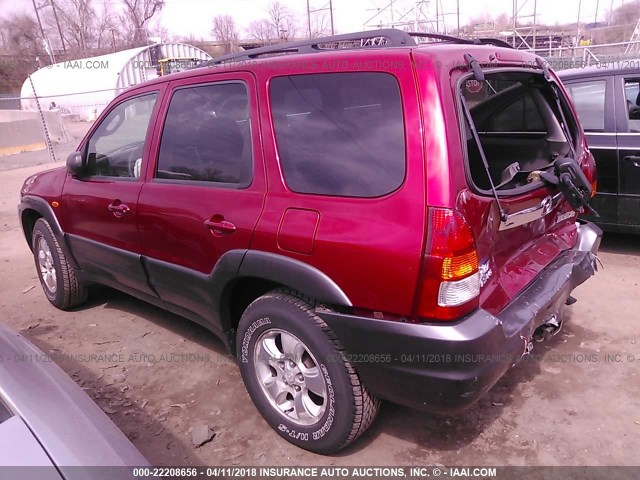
[614,75,640,230]
[136,72,266,328]
[563,75,617,225]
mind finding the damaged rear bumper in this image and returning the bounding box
[319,222,602,414]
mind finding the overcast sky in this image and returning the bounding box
[0,0,624,40]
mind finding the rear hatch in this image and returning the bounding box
[452,62,596,315]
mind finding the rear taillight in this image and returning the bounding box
[416,208,480,321]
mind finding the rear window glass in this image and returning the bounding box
[270,72,405,197]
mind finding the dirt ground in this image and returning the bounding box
[0,159,639,468]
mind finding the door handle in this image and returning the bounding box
[623,155,640,167]
[204,217,236,236]
[108,201,130,217]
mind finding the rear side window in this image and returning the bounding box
[270,72,405,197]
[156,82,252,186]
[565,80,606,132]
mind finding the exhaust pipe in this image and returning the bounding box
[533,313,563,343]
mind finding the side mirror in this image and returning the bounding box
[66,152,85,177]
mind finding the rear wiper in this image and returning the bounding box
[460,94,507,222]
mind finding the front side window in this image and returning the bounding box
[270,72,406,197]
[85,93,157,177]
[565,80,606,132]
[156,82,252,186]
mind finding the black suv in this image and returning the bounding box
[560,65,640,233]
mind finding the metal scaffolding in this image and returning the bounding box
[363,0,454,34]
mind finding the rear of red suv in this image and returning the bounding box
[317,44,601,416]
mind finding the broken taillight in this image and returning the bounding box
[416,208,480,321]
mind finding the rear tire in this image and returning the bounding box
[32,218,88,310]
[236,290,380,453]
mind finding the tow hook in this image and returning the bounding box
[533,313,563,343]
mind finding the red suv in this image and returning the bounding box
[19,30,601,453]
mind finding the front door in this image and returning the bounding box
[60,90,162,295]
[615,75,640,230]
[136,73,266,326]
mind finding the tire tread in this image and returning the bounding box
[34,218,87,309]
[244,288,380,453]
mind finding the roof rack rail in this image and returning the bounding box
[202,28,512,67]
[406,32,514,49]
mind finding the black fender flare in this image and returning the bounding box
[236,250,352,307]
[19,195,79,269]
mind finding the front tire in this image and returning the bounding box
[32,218,88,310]
[236,290,380,453]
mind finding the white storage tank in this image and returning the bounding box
[21,43,212,121]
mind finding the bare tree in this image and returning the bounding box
[267,1,298,40]
[54,0,97,54]
[248,19,274,43]
[94,0,119,50]
[309,12,330,38]
[0,13,44,58]
[592,1,640,44]
[0,13,46,91]
[122,0,165,46]
[248,1,299,43]
[211,15,239,54]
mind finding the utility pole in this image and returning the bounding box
[307,1,335,38]
[532,0,537,52]
[390,0,397,28]
[31,0,55,64]
[457,0,460,33]
[576,0,582,46]
[31,0,47,49]
[50,0,67,54]
[329,0,335,35]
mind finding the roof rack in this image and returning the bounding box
[202,29,513,67]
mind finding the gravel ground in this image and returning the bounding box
[0,157,639,468]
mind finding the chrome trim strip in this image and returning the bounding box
[499,192,563,231]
